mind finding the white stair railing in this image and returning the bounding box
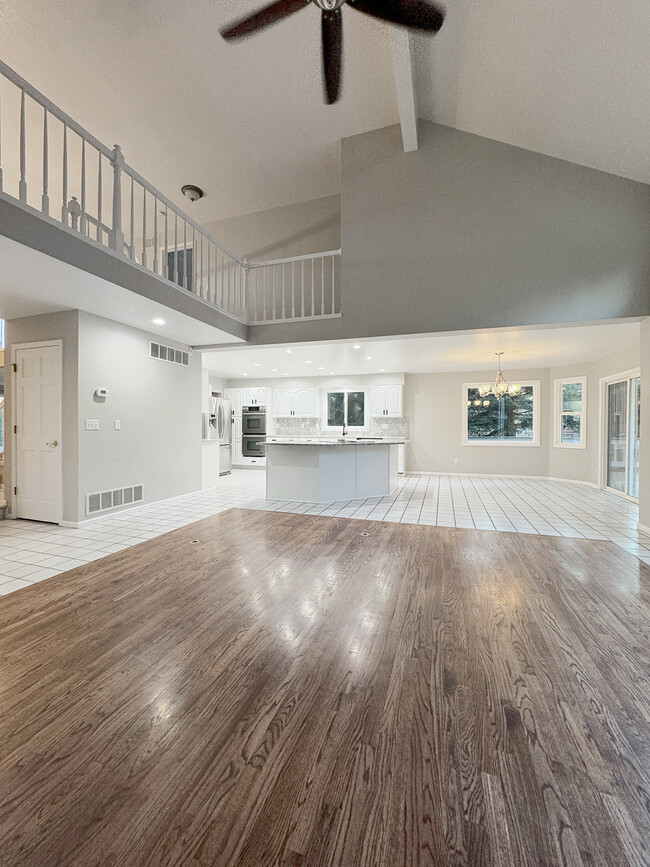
[0,59,341,326]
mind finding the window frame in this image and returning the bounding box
[462,380,541,447]
[553,376,587,450]
[322,388,369,431]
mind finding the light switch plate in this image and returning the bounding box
[114,419,121,430]
[85,418,100,431]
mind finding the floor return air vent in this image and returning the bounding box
[86,485,144,516]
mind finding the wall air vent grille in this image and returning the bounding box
[86,484,144,516]
[150,341,189,367]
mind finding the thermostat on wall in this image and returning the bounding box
[94,388,109,399]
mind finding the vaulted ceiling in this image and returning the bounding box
[1,0,648,226]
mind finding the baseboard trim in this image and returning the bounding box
[405,471,598,488]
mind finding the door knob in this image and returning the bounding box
[46,440,59,447]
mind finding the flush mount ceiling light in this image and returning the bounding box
[478,352,522,400]
[181,184,204,203]
[220,0,445,105]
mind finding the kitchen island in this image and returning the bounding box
[265,438,406,503]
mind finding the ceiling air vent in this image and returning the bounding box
[86,484,144,516]
[150,341,189,367]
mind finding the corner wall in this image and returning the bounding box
[76,312,202,521]
[5,309,203,525]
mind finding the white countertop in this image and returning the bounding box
[265,437,407,446]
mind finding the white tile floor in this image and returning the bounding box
[1,471,648,597]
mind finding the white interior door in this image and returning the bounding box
[14,342,62,523]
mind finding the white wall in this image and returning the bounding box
[77,312,202,521]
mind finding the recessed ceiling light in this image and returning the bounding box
[286,349,292,354]
[366,356,372,360]
[305,360,313,364]
[272,368,278,372]
[152,318,165,325]
[253,363,261,367]
[380,368,385,372]
[317,367,324,370]
[284,373,289,376]
[330,371,335,374]
[242,373,248,376]
[353,344,361,350]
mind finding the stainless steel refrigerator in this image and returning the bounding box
[213,397,232,475]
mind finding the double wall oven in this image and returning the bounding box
[242,406,267,458]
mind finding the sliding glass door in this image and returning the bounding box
[604,373,641,499]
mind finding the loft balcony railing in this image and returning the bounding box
[0,59,341,327]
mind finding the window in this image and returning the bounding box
[554,377,587,449]
[463,381,540,446]
[325,390,366,429]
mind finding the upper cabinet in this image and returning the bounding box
[369,385,403,417]
[223,386,268,415]
[273,387,318,418]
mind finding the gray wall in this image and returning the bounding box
[204,195,340,263]
[248,120,650,346]
[4,311,80,523]
[640,318,650,529]
[76,312,202,521]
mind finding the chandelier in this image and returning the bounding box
[478,352,521,400]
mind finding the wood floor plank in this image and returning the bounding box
[0,508,648,866]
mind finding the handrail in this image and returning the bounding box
[248,248,341,268]
[0,58,113,159]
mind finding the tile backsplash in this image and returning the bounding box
[274,416,409,438]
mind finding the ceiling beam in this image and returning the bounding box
[390,30,418,152]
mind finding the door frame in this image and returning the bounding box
[10,339,64,523]
[598,367,640,502]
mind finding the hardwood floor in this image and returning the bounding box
[0,508,648,866]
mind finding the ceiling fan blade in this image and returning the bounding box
[349,0,445,32]
[220,0,310,40]
[322,7,343,104]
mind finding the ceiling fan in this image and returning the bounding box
[220,0,446,105]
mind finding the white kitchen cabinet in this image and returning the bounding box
[223,386,267,413]
[369,385,403,417]
[292,388,318,417]
[253,387,267,406]
[272,388,293,417]
[272,387,318,418]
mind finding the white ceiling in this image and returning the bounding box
[0,235,244,346]
[200,321,641,379]
[0,0,646,232]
